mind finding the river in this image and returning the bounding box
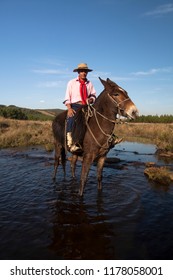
[0,142,173,259]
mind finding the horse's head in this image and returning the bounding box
[99,77,139,120]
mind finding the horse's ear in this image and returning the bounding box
[107,78,118,87]
[99,77,107,87]
[99,77,112,89]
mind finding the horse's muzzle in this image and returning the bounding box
[125,105,139,120]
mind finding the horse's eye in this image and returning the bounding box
[114,93,119,96]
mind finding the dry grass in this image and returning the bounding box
[115,122,173,152]
[0,117,173,153]
[144,166,172,185]
[0,117,54,150]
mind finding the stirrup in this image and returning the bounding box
[113,137,123,145]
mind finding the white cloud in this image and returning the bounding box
[37,81,64,88]
[131,67,172,76]
[110,76,135,81]
[32,69,68,75]
[92,71,111,78]
[144,3,173,17]
[92,72,135,82]
[132,68,160,76]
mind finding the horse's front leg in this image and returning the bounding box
[97,156,106,190]
[79,154,93,196]
[70,154,78,178]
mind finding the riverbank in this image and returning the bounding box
[0,117,173,155]
[115,122,173,154]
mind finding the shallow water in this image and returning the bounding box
[0,142,173,260]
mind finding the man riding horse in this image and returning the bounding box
[53,74,139,195]
[63,63,122,152]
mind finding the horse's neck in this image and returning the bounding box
[92,96,117,136]
[94,94,117,120]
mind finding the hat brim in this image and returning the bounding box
[73,68,93,72]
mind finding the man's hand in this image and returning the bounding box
[67,108,76,117]
[87,98,94,104]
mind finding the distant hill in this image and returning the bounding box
[37,108,65,116]
[0,105,65,121]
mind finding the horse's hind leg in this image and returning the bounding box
[61,146,66,176]
[97,156,106,190]
[52,141,65,180]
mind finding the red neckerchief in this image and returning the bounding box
[79,78,88,104]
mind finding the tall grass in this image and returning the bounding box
[0,117,54,149]
[0,116,173,153]
[115,122,173,152]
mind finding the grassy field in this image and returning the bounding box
[115,122,173,153]
[0,116,173,154]
[0,117,54,150]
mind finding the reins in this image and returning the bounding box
[83,93,129,149]
[83,106,116,148]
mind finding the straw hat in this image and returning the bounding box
[73,63,93,72]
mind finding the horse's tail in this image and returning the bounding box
[52,111,67,176]
[52,111,67,144]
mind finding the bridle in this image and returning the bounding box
[83,92,130,149]
[107,93,130,116]
[108,93,135,119]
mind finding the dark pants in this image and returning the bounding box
[66,103,82,133]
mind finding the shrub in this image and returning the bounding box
[0,107,28,120]
[144,167,172,185]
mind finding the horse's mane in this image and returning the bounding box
[93,90,106,110]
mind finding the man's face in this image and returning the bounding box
[78,70,88,80]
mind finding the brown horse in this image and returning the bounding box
[52,77,138,196]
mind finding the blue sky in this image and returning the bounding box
[0,0,173,115]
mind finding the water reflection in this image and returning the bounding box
[50,195,115,259]
[49,173,143,259]
[113,141,157,163]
